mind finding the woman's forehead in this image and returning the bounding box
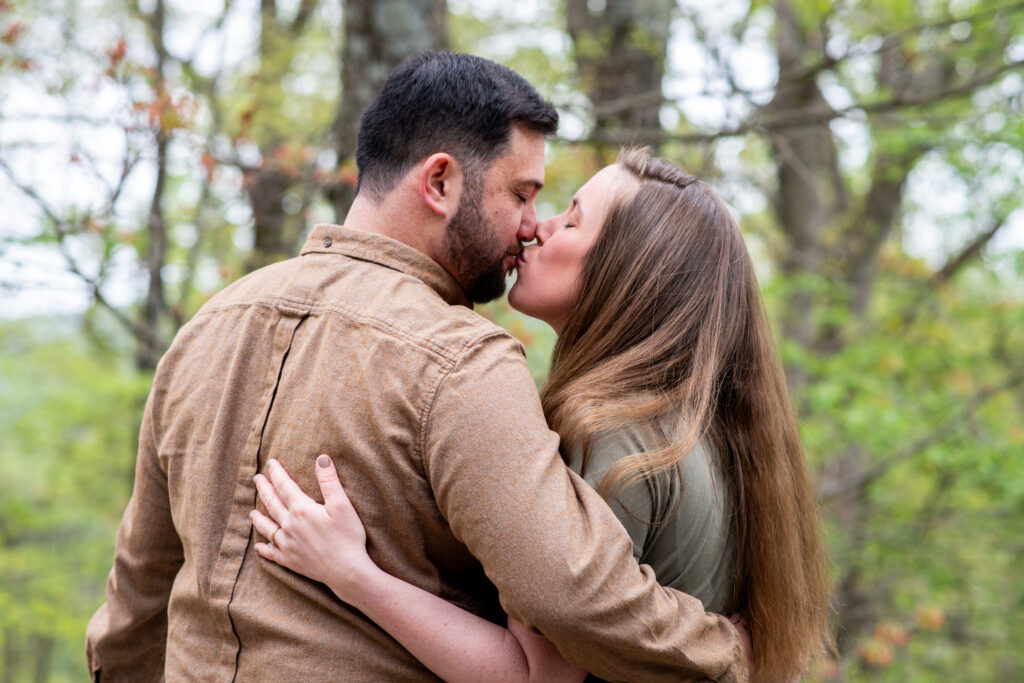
[581,165,639,209]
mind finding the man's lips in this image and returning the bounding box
[505,246,525,271]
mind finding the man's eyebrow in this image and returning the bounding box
[519,179,544,192]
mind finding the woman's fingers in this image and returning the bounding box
[315,454,351,512]
[729,613,754,677]
[266,458,311,508]
[249,455,370,589]
[253,538,282,563]
[249,509,280,543]
[254,472,289,522]
[250,510,286,566]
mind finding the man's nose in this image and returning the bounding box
[517,201,538,242]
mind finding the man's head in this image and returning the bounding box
[355,52,557,302]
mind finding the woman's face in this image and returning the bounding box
[509,165,638,333]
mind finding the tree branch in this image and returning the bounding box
[818,371,1024,503]
[291,0,318,34]
[795,1,1024,81]
[0,157,165,354]
[570,57,1024,147]
[934,218,1008,283]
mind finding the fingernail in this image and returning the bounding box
[317,454,330,468]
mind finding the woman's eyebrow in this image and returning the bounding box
[572,197,582,221]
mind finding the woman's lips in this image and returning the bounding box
[515,245,535,268]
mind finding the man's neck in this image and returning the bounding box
[343,193,445,264]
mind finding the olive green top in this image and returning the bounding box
[567,416,737,614]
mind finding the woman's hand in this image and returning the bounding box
[250,455,378,600]
[252,457,587,683]
[729,613,756,682]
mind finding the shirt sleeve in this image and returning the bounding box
[420,332,747,683]
[85,389,184,682]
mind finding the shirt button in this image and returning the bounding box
[323,238,332,248]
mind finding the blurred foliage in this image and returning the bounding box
[1,0,1023,681]
[0,319,148,681]
[767,261,1024,680]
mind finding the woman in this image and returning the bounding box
[251,148,832,681]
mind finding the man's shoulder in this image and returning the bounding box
[193,258,303,314]
[186,255,524,366]
[386,292,525,367]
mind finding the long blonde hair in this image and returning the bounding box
[541,148,832,681]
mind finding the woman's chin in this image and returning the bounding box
[506,295,561,333]
[507,283,526,313]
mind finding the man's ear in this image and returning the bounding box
[418,153,462,219]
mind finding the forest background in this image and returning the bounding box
[1,0,1022,680]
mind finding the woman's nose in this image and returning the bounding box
[535,217,557,244]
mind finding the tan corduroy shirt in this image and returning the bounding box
[86,224,747,683]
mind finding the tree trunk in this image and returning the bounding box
[327,0,448,221]
[567,0,673,156]
[1,629,18,683]
[29,635,52,683]
[764,3,969,653]
[138,0,171,371]
[820,443,877,654]
[764,0,844,376]
[244,0,313,273]
[245,166,299,272]
[839,42,949,319]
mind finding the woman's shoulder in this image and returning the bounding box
[566,405,712,489]
[569,419,663,478]
[566,407,737,612]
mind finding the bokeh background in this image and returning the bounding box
[1,0,1022,680]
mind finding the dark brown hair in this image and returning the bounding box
[542,148,832,681]
[356,52,558,200]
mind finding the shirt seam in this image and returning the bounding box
[302,244,454,286]
[415,328,518,480]
[300,228,466,304]
[194,296,486,364]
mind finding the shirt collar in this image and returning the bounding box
[300,224,471,308]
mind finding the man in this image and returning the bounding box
[87,52,748,682]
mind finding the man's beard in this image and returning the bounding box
[444,177,513,304]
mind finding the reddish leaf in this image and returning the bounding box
[1,21,24,45]
[200,151,217,180]
[106,38,127,69]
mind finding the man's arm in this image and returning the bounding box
[422,332,747,683]
[86,395,183,682]
[252,456,588,683]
